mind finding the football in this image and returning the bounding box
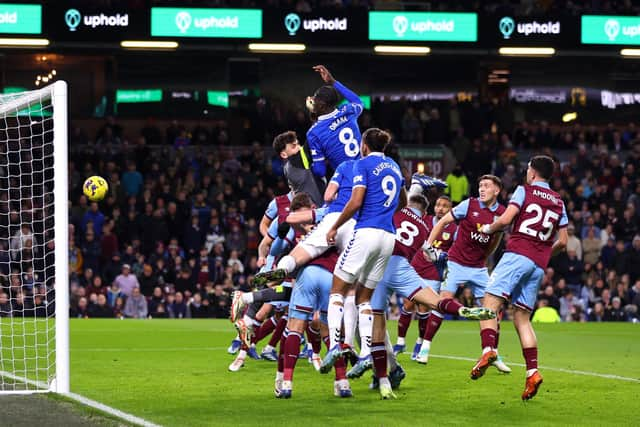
[83,175,109,202]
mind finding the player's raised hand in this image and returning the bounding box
[313,65,336,84]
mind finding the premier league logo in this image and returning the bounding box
[65,8,81,31]
[285,13,301,36]
[499,16,515,39]
[392,15,408,37]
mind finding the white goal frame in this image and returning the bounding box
[0,81,69,394]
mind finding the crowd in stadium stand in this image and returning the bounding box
[2,99,638,322]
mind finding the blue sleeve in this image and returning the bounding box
[451,199,470,221]
[559,203,569,227]
[270,237,289,257]
[334,81,363,117]
[307,131,326,177]
[352,160,367,188]
[266,220,279,240]
[264,199,277,220]
[509,186,526,208]
[314,207,328,224]
[329,164,343,186]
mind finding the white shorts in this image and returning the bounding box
[334,227,396,289]
[299,212,356,259]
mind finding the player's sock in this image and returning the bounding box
[238,349,247,360]
[523,347,538,376]
[437,297,463,315]
[371,342,387,379]
[306,325,322,354]
[417,311,429,344]
[328,294,345,349]
[397,307,413,341]
[241,292,254,304]
[424,310,444,342]
[283,331,302,381]
[480,328,498,353]
[276,255,297,274]
[278,330,288,374]
[322,335,330,349]
[384,331,398,371]
[268,316,288,348]
[334,356,347,381]
[343,295,357,347]
[495,320,501,349]
[252,316,278,344]
[357,302,373,357]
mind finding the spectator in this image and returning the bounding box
[81,230,101,274]
[565,250,584,294]
[107,281,125,307]
[582,228,602,266]
[88,294,114,318]
[81,202,105,238]
[0,292,11,316]
[114,264,140,297]
[588,302,606,321]
[444,164,469,204]
[604,297,627,321]
[122,161,143,197]
[566,224,583,260]
[138,263,157,296]
[148,286,166,316]
[70,296,89,318]
[123,287,148,319]
[86,275,107,297]
[188,293,209,318]
[168,291,189,319]
[539,285,560,313]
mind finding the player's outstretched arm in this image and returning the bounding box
[257,234,274,266]
[259,215,273,237]
[286,210,314,224]
[427,212,455,246]
[313,65,363,107]
[482,205,520,234]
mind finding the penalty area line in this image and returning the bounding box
[424,353,640,383]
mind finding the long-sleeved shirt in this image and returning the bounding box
[123,295,148,319]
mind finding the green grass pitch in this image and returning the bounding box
[65,319,639,426]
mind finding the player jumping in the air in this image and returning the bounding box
[306,65,363,179]
[320,128,405,374]
[423,175,511,372]
[472,155,568,400]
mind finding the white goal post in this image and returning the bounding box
[0,81,69,394]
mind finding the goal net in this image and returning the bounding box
[0,82,68,394]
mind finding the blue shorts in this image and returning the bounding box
[288,266,332,323]
[487,252,544,312]
[371,256,425,312]
[442,260,488,298]
[422,279,442,294]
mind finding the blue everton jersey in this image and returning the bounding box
[307,81,363,176]
[327,160,355,214]
[352,153,404,233]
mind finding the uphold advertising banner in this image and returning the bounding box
[369,11,477,42]
[582,15,640,45]
[46,3,148,41]
[151,8,261,38]
[481,15,578,46]
[0,3,41,34]
[262,9,367,44]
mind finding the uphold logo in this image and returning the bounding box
[393,15,408,37]
[499,16,515,39]
[605,19,620,40]
[175,11,192,33]
[65,8,81,31]
[284,13,300,35]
